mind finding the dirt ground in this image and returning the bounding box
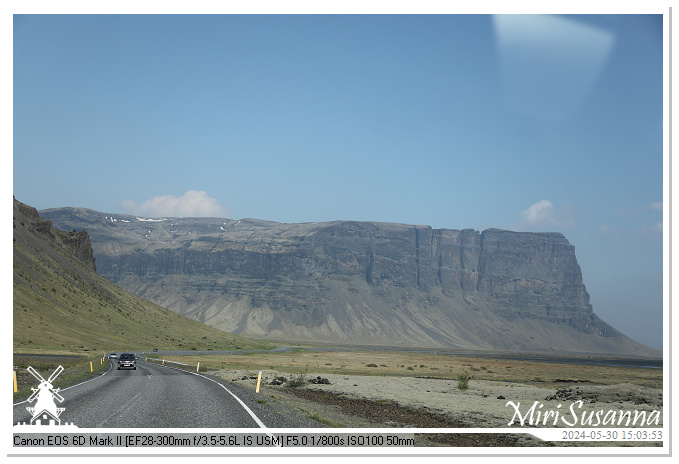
[155,348,662,447]
[216,368,664,447]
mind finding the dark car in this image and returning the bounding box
[117,353,137,370]
[153,348,158,352]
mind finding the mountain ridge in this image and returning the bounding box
[39,205,660,357]
[13,198,274,353]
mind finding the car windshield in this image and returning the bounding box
[119,354,134,360]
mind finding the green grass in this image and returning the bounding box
[304,411,345,428]
[286,373,308,388]
[13,353,109,399]
[457,372,470,390]
[13,201,319,360]
[13,218,275,355]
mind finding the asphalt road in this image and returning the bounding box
[13,359,320,428]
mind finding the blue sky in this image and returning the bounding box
[12,13,666,351]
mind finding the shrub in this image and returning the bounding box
[286,373,307,388]
[457,373,470,391]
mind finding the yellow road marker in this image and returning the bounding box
[256,371,262,393]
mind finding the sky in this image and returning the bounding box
[11,11,667,351]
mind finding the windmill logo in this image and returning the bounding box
[15,365,76,427]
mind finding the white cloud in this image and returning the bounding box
[640,221,663,238]
[511,200,576,231]
[600,202,662,240]
[120,190,228,218]
[599,224,618,236]
[614,202,663,216]
[600,221,662,240]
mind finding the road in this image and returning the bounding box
[13,359,320,428]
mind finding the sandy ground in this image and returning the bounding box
[219,369,663,429]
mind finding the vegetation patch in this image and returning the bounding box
[286,373,308,388]
[13,354,108,399]
[457,372,470,391]
[163,348,662,390]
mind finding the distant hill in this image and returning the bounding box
[13,197,273,353]
[40,206,661,358]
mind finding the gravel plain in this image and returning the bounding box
[218,369,663,430]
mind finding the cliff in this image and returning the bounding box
[14,197,96,271]
[39,207,659,356]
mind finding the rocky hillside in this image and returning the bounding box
[13,198,273,353]
[39,206,659,356]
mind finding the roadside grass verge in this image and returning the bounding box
[13,353,110,400]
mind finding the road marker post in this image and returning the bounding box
[162,359,165,365]
[197,362,200,372]
[256,371,262,393]
[90,361,93,372]
[13,371,17,392]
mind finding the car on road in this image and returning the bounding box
[153,348,158,352]
[117,353,137,370]
[109,353,117,359]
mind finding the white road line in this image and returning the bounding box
[147,361,280,444]
[14,359,276,440]
[153,362,268,429]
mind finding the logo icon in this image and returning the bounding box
[15,365,77,428]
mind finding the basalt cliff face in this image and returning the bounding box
[39,207,657,356]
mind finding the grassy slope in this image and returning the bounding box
[13,198,274,354]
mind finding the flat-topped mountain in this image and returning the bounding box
[40,206,660,356]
